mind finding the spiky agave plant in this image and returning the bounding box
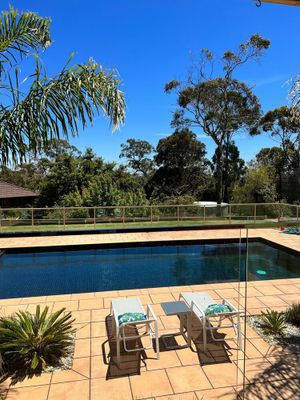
[285,303,300,327]
[260,309,286,336]
[0,305,75,384]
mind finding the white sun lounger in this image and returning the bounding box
[111,297,159,365]
[179,291,242,352]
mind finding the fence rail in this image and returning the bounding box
[0,203,299,233]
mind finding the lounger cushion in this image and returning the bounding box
[205,303,232,316]
[118,312,147,324]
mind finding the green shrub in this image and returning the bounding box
[285,303,300,327]
[0,306,75,384]
[260,310,286,336]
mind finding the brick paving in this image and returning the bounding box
[0,227,299,399]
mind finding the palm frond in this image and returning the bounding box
[0,6,51,66]
[0,58,125,165]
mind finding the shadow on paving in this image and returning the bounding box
[101,315,145,379]
[101,313,240,381]
[237,344,300,400]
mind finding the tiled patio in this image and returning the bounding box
[0,228,299,399]
[0,277,299,400]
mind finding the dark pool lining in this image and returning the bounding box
[2,237,300,259]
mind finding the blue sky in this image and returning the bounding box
[8,0,300,163]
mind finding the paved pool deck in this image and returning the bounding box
[0,227,299,400]
[1,227,300,253]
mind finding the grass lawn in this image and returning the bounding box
[0,218,279,233]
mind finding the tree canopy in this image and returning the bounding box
[146,129,208,199]
[165,34,270,203]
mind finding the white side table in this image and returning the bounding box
[160,301,192,349]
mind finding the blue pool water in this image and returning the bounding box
[0,241,299,299]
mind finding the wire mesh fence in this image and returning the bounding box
[0,203,299,233]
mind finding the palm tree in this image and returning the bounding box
[0,7,125,165]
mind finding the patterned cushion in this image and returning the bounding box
[118,312,147,325]
[205,304,233,316]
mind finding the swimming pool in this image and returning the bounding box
[0,240,299,298]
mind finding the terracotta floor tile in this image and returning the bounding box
[145,349,181,370]
[237,287,265,297]
[258,296,288,308]
[130,369,173,398]
[90,355,108,379]
[74,338,91,358]
[118,289,141,296]
[52,300,79,312]
[279,293,300,304]
[72,310,91,323]
[150,303,166,316]
[236,297,266,309]
[0,298,21,306]
[79,299,104,310]
[248,338,283,358]
[176,348,200,366]
[91,322,107,337]
[75,323,91,339]
[160,315,181,330]
[71,292,95,300]
[20,296,47,304]
[236,358,282,383]
[214,289,239,299]
[94,290,119,298]
[47,294,72,302]
[157,392,198,400]
[13,373,52,388]
[168,285,193,294]
[147,286,172,294]
[1,304,32,316]
[52,357,90,383]
[202,362,244,388]
[272,284,299,294]
[167,365,212,393]
[137,294,153,304]
[91,309,109,321]
[196,387,237,400]
[150,293,176,304]
[91,377,131,400]
[91,337,105,356]
[235,379,287,400]
[48,380,90,400]
[254,285,284,296]
[244,339,265,359]
[6,385,49,400]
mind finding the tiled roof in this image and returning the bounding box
[0,180,38,199]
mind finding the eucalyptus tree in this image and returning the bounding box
[290,76,300,121]
[147,128,208,199]
[257,106,300,169]
[0,7,125,166]
[120,138,155,177]
[165,34,270,203]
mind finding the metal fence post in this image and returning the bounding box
[93,207,96,229]
[176,205,180,222]
[122,207,125,224]
[150,206,153,224]
[203,205,206,221]
[229,205,232,224]
[254,204,257,224]
[31,208,34,228]
[63,208,66,229]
